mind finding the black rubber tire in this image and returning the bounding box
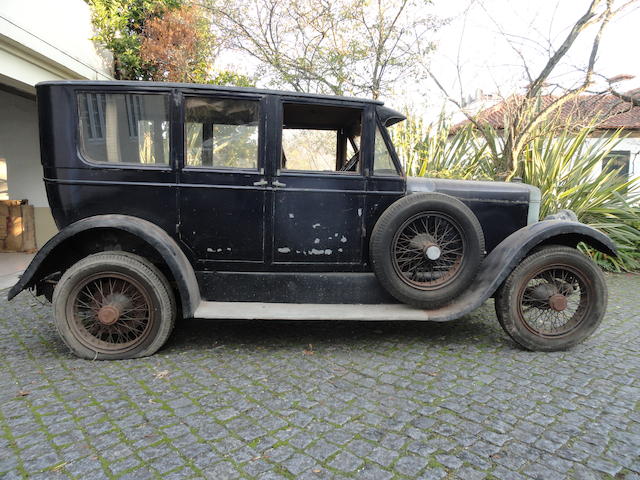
[52,251,176,360]
[370,193,485,308]
[495,246,607,352]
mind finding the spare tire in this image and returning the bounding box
[370,193,485,308]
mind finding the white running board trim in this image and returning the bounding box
[194,301,431,321]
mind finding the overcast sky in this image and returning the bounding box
[218,0,640,119]
[407,0,640,117]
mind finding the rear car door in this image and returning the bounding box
[177,90,268,267]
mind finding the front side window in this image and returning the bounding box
[281,103,362,173]
[78,92,170,165]
[373,125,400,176]
[185,97,259,169]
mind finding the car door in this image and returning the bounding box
[269,99,368,270]
[177,90,268,267]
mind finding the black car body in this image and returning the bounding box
[9,81,617,359]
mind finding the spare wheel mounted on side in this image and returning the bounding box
[370,192,485,308]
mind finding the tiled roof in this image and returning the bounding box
[452,93,640,131]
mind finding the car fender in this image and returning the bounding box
[8,215,201,317]
[425,220,617,322]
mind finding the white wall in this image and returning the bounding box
[0,89,46,207]
[0,0,112,92]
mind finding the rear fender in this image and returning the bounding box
[8,215,201,317]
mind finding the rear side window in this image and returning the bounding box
[184,97,260,169]
[77,92,170,166]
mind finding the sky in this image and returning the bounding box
[217,0,640,119]
[407,0,640,118]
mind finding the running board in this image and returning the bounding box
[193,301,432,321]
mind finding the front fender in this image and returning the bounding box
[8,215,201,317]
[426,220,616,321]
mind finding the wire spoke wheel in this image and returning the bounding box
[495,246,607,352]
[516,264,590,337]
[66,271,154,354]
[371,193,484,308]
[391,212,465,290]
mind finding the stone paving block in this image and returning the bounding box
[0,274,638,480]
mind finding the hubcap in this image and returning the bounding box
[425,244,441,260]
[548,293,568,312]
[97,305,120,325]
[392,212,465,290]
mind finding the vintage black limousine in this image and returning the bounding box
[9,81,616,359]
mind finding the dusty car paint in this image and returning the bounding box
[10,80,615,312]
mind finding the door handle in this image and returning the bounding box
[253,179,268,186]
[272,180,287,188]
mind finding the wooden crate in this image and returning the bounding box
[0,200,37,253]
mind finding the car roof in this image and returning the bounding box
[37,80,385,105]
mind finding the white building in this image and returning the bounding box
[0,0,112,247]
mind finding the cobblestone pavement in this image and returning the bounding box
[1,274,639,480]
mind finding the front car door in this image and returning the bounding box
[269,99,370,270]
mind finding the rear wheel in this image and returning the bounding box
[52,252,176,360]
[495,246,607,351]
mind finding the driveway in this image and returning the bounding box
[0,274,638,479]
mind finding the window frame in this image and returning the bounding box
[371,116,404,177]
[277,100,366,178]
[602,150,631,177]
[75,88,174,171]
[181,92,265,174]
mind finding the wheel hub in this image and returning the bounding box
[97,305,121,325]
[424,244,441,260]
[96,293,132,325]
[548,293,568,312]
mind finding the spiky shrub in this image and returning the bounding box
[518,127,640,271]
[394,111,640,270]
[391,113,494,179]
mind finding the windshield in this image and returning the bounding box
[373,121,404,176]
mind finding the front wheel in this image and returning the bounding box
[52,252,176,360]
[495,246,607,351]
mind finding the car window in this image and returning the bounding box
[281,103,362,174]
[185,97,259,169]
[77,92,170,165]
[373,125,400,176]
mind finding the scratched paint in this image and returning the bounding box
[312,223,321,228]
[340,236,347,243]
[277,247,291,253]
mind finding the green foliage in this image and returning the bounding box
[207,71,256,87]
[390,112,493,180]
[88,0,255,86]
[518,128,640,272]
[88,0,181,80]
[404,112,640,271]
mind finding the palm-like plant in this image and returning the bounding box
[401,110,640,271]
[518,126,640,271]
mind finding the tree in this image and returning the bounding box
[430,0,639,180]
[89,0,255,85]
[139,4,215,82]
[204,0,443,99]
[88,0,181,80]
